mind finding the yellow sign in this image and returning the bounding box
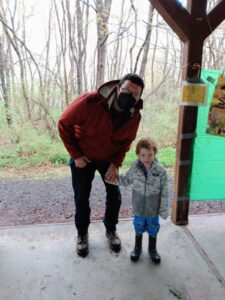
[181,82,208,106]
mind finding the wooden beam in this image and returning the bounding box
[203,0,225,39]
[187,0,208,43]
[149,0,191,42]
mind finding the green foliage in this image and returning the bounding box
[0,123,68,168]
[157,146,176,167]
[121,148,136,170]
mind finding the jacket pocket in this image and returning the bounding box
[150,194,160,209]
[146,177,160,195]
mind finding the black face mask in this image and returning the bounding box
[117,92,136,111]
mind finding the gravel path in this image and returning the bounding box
[1,175,225,227]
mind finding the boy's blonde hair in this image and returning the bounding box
[135,137,158,155]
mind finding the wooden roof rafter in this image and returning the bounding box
[150,0,225,42]
[203,0,225,39]
[149,0,191,42]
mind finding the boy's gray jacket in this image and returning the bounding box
[118,159,169,219]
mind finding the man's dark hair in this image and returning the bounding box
[119,73,145,94]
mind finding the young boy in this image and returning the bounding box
[108,137,169,263]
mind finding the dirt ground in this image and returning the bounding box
[1,167,225,227]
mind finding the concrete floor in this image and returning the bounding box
[1,215,225,300]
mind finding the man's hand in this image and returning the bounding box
[75,156,91,168]
[105,163,118,182]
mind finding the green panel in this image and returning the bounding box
[189,70,225,200]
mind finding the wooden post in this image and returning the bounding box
[172,1,207,225]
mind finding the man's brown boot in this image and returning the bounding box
[76,233,89,257]
[106,231,121,252]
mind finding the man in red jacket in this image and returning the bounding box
[58,73,144,257]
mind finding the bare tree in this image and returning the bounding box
[0,0,32,121]
[0,36,12,125]
[151,12,159,89]
[6,38,16,103]
[74,0,89,93]
[175,39,183,88]
[43,1,53,105]
[136,3,154,78]
[96,0,112,87]
[53,0,71,107]
[129,0,137,73]
[81,0,90,92]
[204,27,225,70]
[109,0,129,79]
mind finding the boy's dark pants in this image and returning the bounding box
[70,159,121,236]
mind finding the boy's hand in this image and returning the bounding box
[105,163,118,182]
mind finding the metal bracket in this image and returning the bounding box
[176,196,190,201]
[181,133,197,139]
[179,160,192,166]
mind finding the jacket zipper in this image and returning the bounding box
[144,176,147,215]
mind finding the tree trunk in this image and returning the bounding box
[96,0,112,88]
[0,37,12,125]
[129,0,137,73]
[0,14,32,121]
[138,4,154,78]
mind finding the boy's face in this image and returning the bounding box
[138,148,155,168]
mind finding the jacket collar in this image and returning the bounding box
[137,160,148,178]
[136,158,159,178]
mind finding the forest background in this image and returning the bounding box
[0,0,224,177]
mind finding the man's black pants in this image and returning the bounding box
[70,159,121,236]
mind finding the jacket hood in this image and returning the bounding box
[97,79,143,110]
[97,80,120,99]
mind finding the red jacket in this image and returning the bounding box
[58,80,143,167]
